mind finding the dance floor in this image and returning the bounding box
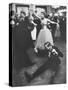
[12,39,66,86]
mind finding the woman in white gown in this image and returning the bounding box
[34,12,58,52]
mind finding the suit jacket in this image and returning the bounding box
[52,46,63,57]
[12,19,34,70]
[13,18,33,51]
[47,46,63,70]
[34,19,42,37]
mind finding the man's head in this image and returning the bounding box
[20,11,26,18]
[9,10,16,19]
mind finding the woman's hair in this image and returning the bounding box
[41,11,48,18]
[41,11,46,17]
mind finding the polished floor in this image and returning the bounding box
[12,39,66,86]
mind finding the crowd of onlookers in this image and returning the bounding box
[9,8,66,42]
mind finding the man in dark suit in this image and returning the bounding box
[32,13,42,38]
[12,16,35,71]
[33,18,42,38]
[50,16,57,42]
[25,42,63,82]
[59,17,66,42]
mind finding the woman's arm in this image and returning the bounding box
[47,18,57,24]
[32,12,41,24]
[32,12,41,20]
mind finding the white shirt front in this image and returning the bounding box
[31,26,37,40]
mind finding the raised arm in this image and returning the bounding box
[47,18,57,24]
[32,12,41,20]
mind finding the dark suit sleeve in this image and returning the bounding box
[33,19,42,37]
[33,19,41,24]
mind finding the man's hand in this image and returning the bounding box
[52,49,58,55]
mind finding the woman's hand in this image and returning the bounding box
[34,48,38,53]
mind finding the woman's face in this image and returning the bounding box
[40,12,45,19]
[20,13,25,18]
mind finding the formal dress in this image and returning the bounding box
[35,18,54,50]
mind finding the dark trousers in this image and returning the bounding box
[13,47,34,71]
[32,55,60,79]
